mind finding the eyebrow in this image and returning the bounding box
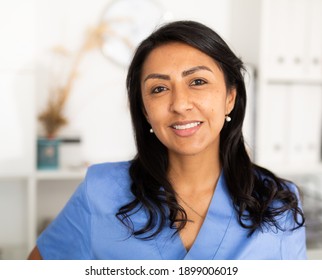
[182,65,213,77]
[143,65,213,82]
[143,73,170,82]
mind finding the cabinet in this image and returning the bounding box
[232,0,322,257]
[0,172,85,259]
[0,70,37,259]
[256,0,322,254]
[256,84,322,170]
[256,0,322,172]
[261,0,322,82]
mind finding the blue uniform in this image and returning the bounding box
[37,161,307,259]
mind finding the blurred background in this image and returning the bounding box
[0,0,321,259]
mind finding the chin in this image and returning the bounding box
[168,139,219,157]
[170,146,209,157]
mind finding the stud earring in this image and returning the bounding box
[150,128,154,133]
[225,115,231,122]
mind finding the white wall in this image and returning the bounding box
[33,0,234,165]
[34,0,133,164]
[229,0,262,65]
[0,0,37,175]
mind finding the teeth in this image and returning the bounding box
[173,122,201,130]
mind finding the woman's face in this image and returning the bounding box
[140,42,236,158]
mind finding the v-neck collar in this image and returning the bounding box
[154,171,234,259]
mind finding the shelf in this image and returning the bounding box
[307,248,322,260]
[255,162,322,177]
[264,78,322,85]
[0,173,31,180]
[0,169,87,181]
[0,244,28,260]
[36,169,87,181]
[278,167,322,177]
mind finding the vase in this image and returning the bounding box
[37,137,61,170]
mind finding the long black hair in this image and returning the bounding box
[117,20,305,238]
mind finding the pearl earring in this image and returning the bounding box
[150,128,154,133]
[225,115,231,122]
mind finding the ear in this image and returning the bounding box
[225,87,237,115]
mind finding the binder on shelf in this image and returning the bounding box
[288,85,322,165]
[257,84,289,165]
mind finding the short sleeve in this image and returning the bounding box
[281,184,307,259]
[281,214,307,259]
[37,174,92,259]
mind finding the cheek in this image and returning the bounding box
[144,103,164,126]
[201,94,226,114]
[142,98,154,121]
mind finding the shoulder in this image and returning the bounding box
[83,161,133,212]
[254,166,300,195]
[256,169,302,207]
[284,180,301,197]
[86,161,131,185]
[252,166,304,218]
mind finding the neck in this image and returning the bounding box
[167,151,221,195]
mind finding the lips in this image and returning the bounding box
[171,121,202,130]
[170,121,203,137]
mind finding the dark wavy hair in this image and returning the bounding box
[116,20,305,238]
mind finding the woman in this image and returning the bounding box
[28,20,306,260]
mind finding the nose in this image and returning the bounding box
[169,85,193,113]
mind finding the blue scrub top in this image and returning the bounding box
[37,161,307,259]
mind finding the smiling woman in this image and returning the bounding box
[28,20,306,260]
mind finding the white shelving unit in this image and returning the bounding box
[257,0,322,258]
[30,170,86,252]
[256,0,322,172]
[231,0,322,258]
[0,170,85,260]
[35,169,86,181]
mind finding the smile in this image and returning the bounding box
[170,121,203,137]
[172,121,201,130]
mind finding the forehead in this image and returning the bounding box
[141,42,222,76]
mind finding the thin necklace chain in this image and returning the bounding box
[176,194,205,219]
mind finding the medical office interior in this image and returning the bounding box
[0,0,322,260]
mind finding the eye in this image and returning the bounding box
[151,86,168,94]
[190,79,207,86]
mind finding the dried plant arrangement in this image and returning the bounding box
[38,22,109,138]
